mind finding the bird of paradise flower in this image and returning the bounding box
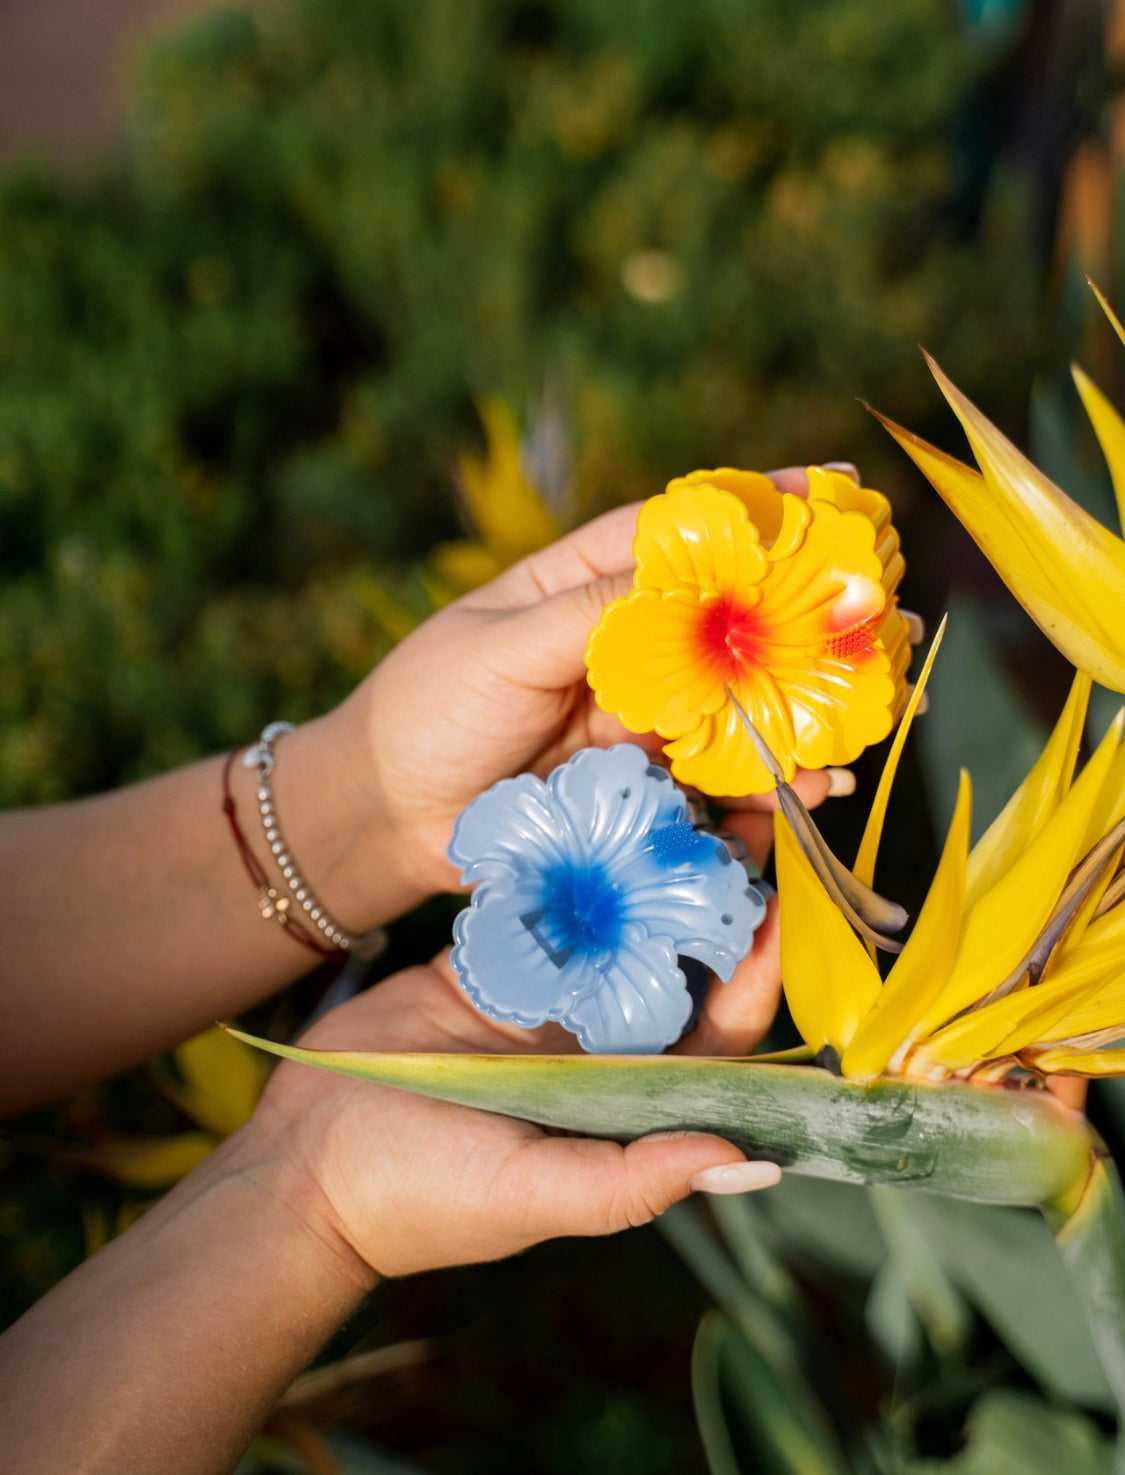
[870,281,1125,695]
[765,661,1125,1082]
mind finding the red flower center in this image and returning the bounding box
[697,596,768,675]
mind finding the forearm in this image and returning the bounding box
[0,702,430,1115]
[0,1125,375,1475]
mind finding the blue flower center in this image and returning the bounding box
[522,862,624,967]
[647,821,718,868]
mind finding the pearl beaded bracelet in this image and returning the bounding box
[242,719,384,955]
[222,722,386,963]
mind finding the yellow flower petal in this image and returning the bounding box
[805,465,894,533]
[920,970,1107,1073]
[666,468,787,545]
[1024,1045,1125,1076]
[872,402,1125,690]
[1089,278,1125,349]
[1053,894,1125,984]
[585,586,729,738]
[458,399,560,563]
[78,1131,219,1189]
[157,1026,268,1137]
[910,711,1125,1041]
[841,771,972,1080]
[775,810,882,1056]
[633,484,770,594]
[1037,986,1125,1048]
[1072,363,1125,537]
[964,670,1091,909]
[664,677,792,794]
[428,539,507,595]
[902,357,1125,690]
[588,482,905,796]
[853,615,948,890]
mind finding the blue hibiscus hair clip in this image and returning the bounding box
[448,744,768,1053]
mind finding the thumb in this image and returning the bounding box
[496,569,634,690]
[511,1132,781,1242]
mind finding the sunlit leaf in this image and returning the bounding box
[221,1029,1097,1206]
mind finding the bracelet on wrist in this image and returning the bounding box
[222,723,387,963]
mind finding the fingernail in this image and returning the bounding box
[824,461,861,485]
[690,1161,782,1195]
[901,609,925,644]
[905,684,930,717]
[826,767,856,797]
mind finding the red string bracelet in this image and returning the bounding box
[221,749,345,961]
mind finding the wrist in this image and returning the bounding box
[216,1111,380,1302]
[336,661,460,906]
[232,700,429,934]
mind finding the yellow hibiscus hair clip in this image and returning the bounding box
[584,467,910,796]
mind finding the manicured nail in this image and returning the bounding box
[901,608,925,644]
[826,767,856,797]
[824,461,861,485]
[905,683,930,716]
[690,1161,783,1195]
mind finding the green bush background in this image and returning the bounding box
[0,0,1044,805]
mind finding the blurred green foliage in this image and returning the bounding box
[0,0,1042,806]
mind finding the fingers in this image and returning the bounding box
[473,461,866,613]
[514,1130,777,1240]
[716,808,774,870]
[487,569,635,689]
[901,608,925,646]
[764,462,862,498]
[717,764,854,817]
[673,894,782,1055]
[479,502,641,609]
[1047,1076,1088,1111]
[763,466,811,498]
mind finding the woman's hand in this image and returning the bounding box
[248,909,788,1279]
[337,474,847,916]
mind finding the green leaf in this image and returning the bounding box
[757,1176,886,1281]
[896,1194,1113,1410]
[692,1313,743,1475]
[903,1389,1113,1475]
[660,1202,806,1383]
[691,1312,852,1475]
[1050,1157,1125,1431]
[707,1194,802,1315]
[865,1259,924,1372]
[868,1189,972,1357]
[222,1032,1097,1209]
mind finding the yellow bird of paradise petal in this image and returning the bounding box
[778,657,1125,1082]
[868,282,1125,692]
